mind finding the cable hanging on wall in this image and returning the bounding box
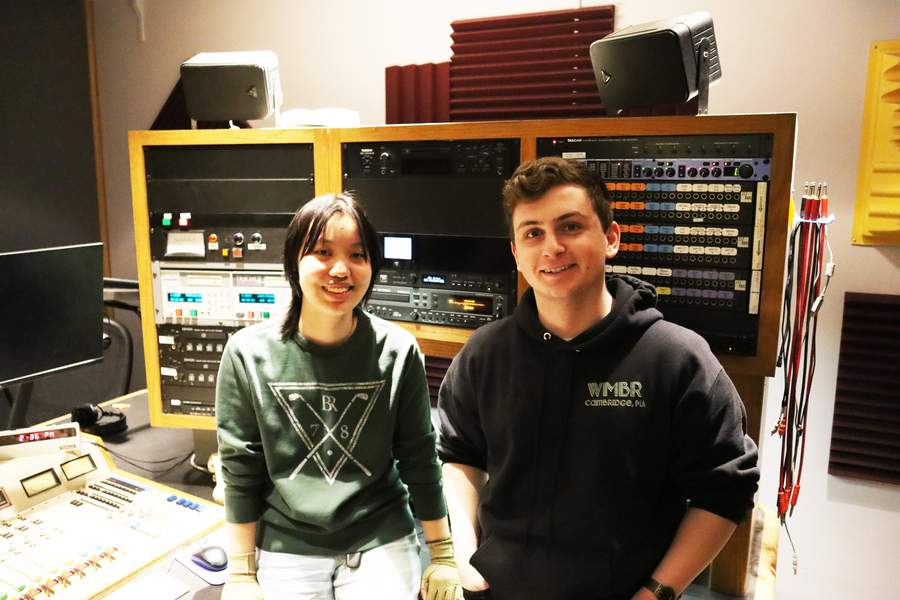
[772,181,835,573]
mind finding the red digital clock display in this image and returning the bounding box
[18,431,59,443]
[0,426,77,448]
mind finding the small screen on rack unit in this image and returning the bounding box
[239,293,275,304]
[168,292,202,303]
[435,294,493,315]
[383,236,412,261]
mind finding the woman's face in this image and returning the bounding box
[297,213,372,321]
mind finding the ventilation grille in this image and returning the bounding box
[447,6,615,121]
[828,292,900,485]
[424,355,453,408]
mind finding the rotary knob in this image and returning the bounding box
[738,164,755,178]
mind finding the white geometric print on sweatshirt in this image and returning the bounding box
[269,380,386,484]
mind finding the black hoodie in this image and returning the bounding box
[438,275,759,600]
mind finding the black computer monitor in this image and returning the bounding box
[0,243,105,428]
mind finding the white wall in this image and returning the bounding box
[90,1,900,598]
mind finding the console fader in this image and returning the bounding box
[538,134,774,355]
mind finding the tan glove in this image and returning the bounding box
[420,537,462,600]
[221,552,264,600]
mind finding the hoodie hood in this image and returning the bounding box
[513,273,663,351]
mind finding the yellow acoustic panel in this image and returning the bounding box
[853,40,900,245]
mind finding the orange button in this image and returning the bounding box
[615,201,630,210]
[631,183,646,191]
[630,202,645,210]
[630,225,645,233]
[619,224,630,233]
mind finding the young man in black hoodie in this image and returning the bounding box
[437,157,759,600]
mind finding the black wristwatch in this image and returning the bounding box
[643,577,679,600]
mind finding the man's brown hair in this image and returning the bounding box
[502,156,614,239]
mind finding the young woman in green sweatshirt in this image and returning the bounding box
[216,193,460,600]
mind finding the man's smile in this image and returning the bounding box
[541,264,575,274]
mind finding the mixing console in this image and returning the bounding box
[0,432,223,599]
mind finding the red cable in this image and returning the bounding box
[782,187,827,518]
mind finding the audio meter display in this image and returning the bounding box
[60,454,98,480]
[21,468,61,498]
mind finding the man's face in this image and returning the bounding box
[511,184,620,304]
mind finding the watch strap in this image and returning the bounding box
[643,577,680,600]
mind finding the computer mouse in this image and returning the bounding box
[191,545,228,571]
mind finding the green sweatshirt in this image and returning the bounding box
[215,309,447,555]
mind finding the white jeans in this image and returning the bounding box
[257,533,421,600]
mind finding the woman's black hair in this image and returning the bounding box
[280,193,381,341]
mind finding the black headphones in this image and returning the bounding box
[71,404,128,437]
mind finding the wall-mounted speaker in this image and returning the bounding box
[180,51,282,122]
[589,12,721,116]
